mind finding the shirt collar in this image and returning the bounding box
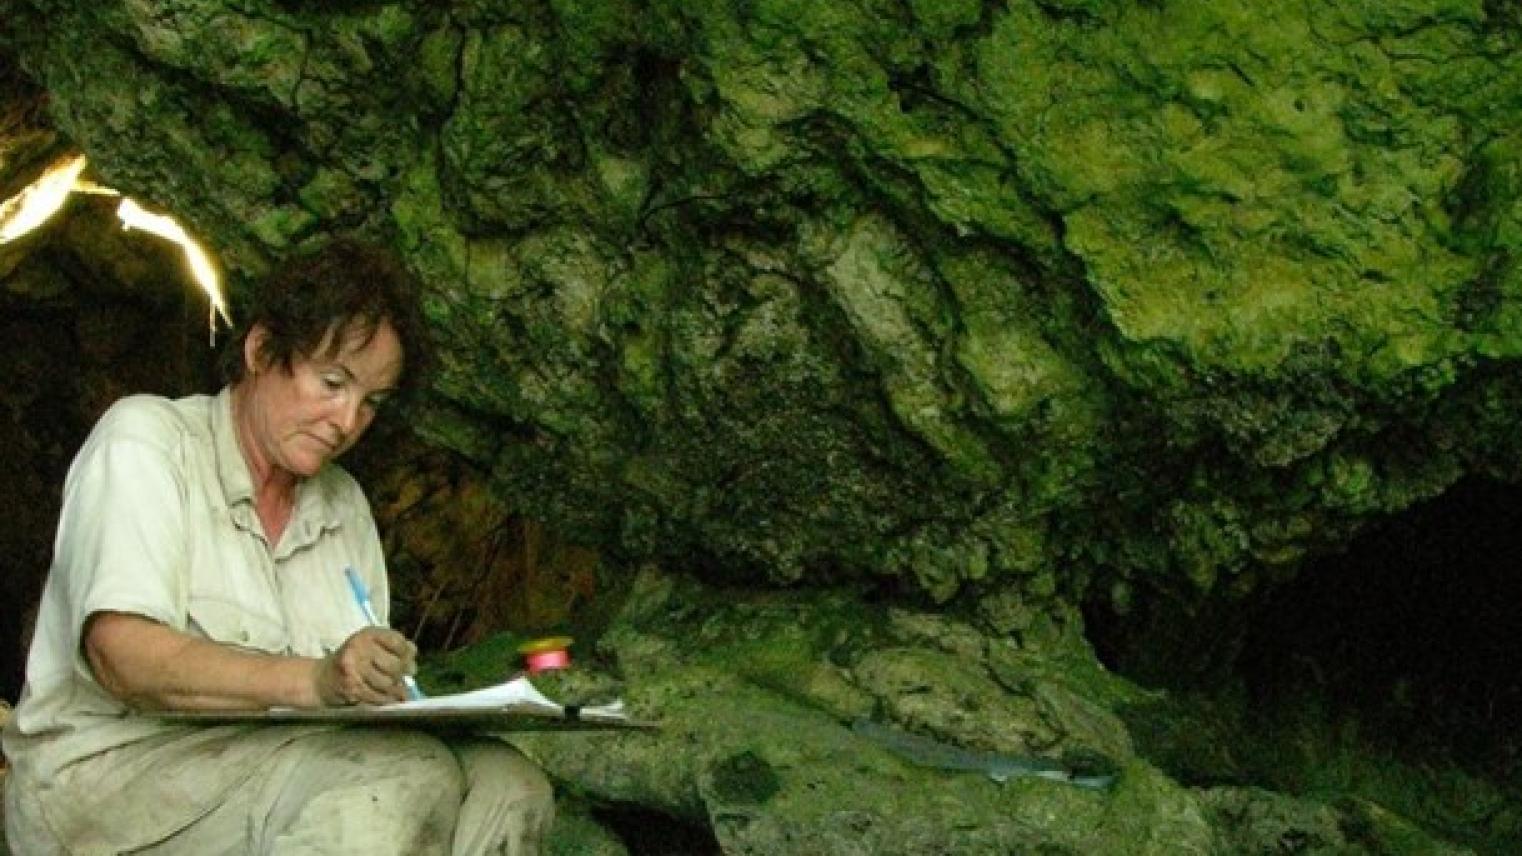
[212,386,254,507]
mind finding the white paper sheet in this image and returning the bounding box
[379,676,627,720]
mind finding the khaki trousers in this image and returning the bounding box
[10,730,553,855]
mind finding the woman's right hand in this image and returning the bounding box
[316,627,419,706]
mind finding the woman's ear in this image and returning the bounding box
[243,323,270,376]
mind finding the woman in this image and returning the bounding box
[3,238,553,854]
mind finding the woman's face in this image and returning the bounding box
[241,320,404,479]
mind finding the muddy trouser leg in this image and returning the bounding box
[448,738,556,856]
[256,729,464,855]
[125,728,465,855]
[4,770,67,856]
[12,730,550,855]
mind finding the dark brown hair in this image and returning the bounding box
[220,237,435,395]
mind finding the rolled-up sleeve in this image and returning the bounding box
[55,403,190,666]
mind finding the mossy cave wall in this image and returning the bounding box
[4,0,1522,630]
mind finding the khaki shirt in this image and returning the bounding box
[2,389,390,852]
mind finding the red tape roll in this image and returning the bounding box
[518,636,573,674]
[524,647,570,674]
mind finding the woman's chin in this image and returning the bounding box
[286,453,329,477]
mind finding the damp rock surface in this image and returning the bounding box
[467,567,1476,855]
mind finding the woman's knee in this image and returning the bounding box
[400,732,469,796]
[447,741,555,854]
[290,729,466,809]
[262,731,469,854]
[454,739,554,807]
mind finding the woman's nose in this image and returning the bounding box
[330,394,364,438]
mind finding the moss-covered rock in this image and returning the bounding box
[421,566,1475,854]
[6,0,1522,620]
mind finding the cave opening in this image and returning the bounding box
[1238,476,1522,780]
[1087,475,1522,846]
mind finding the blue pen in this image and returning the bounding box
[344,566,425,700]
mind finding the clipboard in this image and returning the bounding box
[153,703,658,732]
[151,676,658,732]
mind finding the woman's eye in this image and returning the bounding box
[321,375,346,391]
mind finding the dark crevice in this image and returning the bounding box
[1239,476,1522,778]
[1090,477,1522,840]
[589,803,722,856]
[1089,477,1522,853]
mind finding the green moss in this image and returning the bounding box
[706,750,782,805]
[591,152,649,226]
[389,156,468,289]
[545,0,641,93]
[296,168,360,220]
[416,631,528,694]
[416,26,462,107]
[361,4,418,48]
[811,215,1003,484]
[905,0,982,35]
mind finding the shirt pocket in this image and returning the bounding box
[186,594,291,654]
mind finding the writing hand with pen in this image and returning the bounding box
[316,627,420,707]
[315,566,426,707]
